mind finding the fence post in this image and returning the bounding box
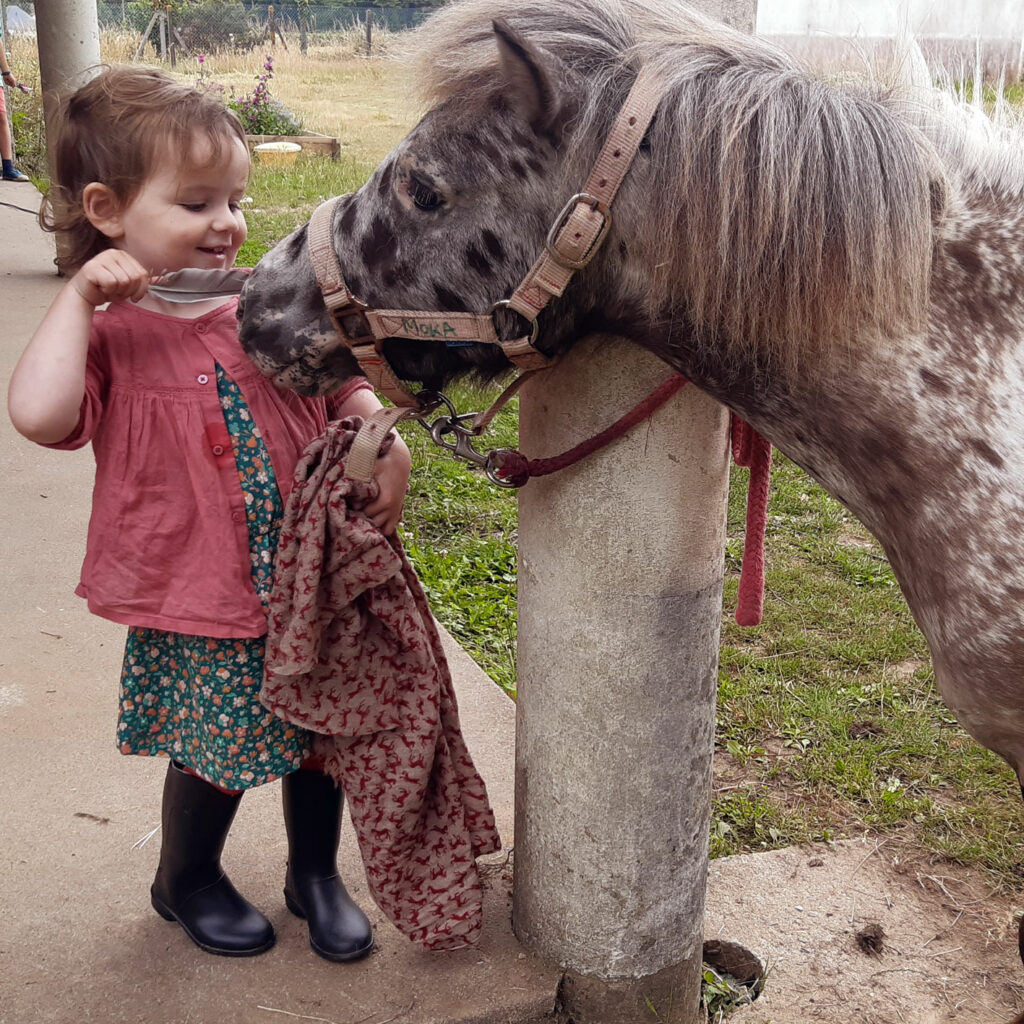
[512,4,757,1021]
[365,10,373,57]
[167,10,176,67]
[158,10,167,61]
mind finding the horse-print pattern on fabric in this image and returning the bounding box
[262,419,500,949]
[238,0,1024,980]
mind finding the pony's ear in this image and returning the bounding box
[492,18,566,139]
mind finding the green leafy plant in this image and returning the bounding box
[124,0,261,53]
[700,961,766,1022]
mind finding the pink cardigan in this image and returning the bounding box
[46,299,370,638]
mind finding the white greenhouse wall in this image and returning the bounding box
[758,0,1024,40]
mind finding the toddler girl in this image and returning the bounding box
[7,65,411,961]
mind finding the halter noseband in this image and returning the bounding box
[306,65,665,413]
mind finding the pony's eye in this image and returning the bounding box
[410,175,444,212]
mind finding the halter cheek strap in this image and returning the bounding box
[508,68,664,322]
[306,65,665,412]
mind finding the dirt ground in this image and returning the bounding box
[706,838,1024,1024]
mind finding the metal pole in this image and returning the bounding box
[512,4,757,1021]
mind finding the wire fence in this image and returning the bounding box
[94,3,432,55]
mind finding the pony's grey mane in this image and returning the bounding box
[405,0,1023,369]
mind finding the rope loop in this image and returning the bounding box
[483,373,771,627]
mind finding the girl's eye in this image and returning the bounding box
[410,175,444,212]
[182,203,206,212]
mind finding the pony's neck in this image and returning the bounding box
[644,323,937,546]
[635,175,1024,545]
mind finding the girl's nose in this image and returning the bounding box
[211,204,239,233]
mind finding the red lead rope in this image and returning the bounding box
[489,373,690,485]
[730,415,772,626]
[489,372,771,626]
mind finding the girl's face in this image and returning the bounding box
[113,132,250,273]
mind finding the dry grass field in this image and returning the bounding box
[102,29,420,167]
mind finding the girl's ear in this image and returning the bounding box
[82,182,126,240]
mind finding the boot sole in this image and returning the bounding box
[284,889,374,962]
[151,891,276,957]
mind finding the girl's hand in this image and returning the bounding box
[363,432,412,536]
[72,250,152,308]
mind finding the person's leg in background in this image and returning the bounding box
[0,80,28,181]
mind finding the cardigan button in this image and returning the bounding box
[232,510,245,523]
[197,374,209,384]
[196,322,208,334]
[212,444,225,456]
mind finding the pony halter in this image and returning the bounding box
[306,65,665,413]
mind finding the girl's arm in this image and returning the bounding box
[8,250,150,444]
[336,386,412,536]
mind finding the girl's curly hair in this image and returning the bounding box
[40,64,247,275]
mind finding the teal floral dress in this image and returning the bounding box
[117,365,310,789]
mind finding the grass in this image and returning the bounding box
[13,31,1024,894]
[399,389,520,694]
[237,153,376,265]
[715,460,1024,880]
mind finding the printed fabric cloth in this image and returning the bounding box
[260,417,500,950]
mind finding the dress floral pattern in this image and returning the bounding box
[117,364,310,788]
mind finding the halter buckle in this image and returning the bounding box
[545,192,612,270]
[325,293,374,342]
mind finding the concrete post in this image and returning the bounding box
[33,0,101,271]
[511,12,754,1022]
[514,337,730,1022]
[34,0,101,117]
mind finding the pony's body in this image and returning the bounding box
[237,0,1024,784]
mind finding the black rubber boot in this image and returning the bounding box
[282,769,373,962]
[150,760,275,956]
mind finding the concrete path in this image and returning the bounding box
[0,192,559,1024]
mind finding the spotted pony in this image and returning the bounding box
[238,0,1024,990]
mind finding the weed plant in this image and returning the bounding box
[201,53,305,136]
